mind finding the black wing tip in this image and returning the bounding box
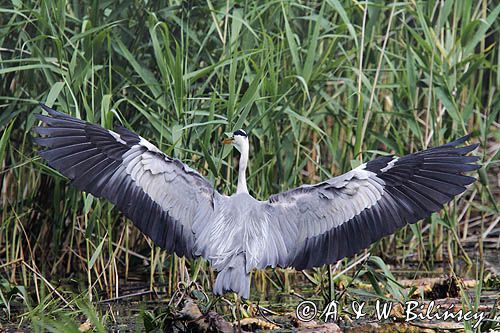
[441,135,481,169]
[443,133,475,148]
[38,102,71,119]
[464,142,480,154]
[39,102,56,115]
[32,126,47,136]
[32,136,45,147]
[462,175,479,185]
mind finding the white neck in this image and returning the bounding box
[236,141,249,194]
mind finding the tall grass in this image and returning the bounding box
[1,0,498,330]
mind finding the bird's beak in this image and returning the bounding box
[222,137,234,145]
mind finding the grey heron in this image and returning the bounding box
[33,103,480,299]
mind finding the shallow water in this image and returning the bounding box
[1,243,498,332]
[97,247,499,332]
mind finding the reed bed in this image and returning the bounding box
[0,0,498,331]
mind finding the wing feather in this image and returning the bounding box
[34,103,221,259]
[265,135,480,270]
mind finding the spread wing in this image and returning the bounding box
[33,104,221,258]
[264,135,480,270]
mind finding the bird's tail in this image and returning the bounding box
[213,255,250,299]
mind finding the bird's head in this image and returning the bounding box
[222,129,248,152]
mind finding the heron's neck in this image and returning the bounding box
[236,143,249,194]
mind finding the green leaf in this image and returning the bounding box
[45,82,65,106]
[88,234,106,269]
[326,0,358,47]
[463,4,500,56]
[434,86,462,124]
[83,193,94,215]
[0,120,14,165]
[199,140,218,178]
[100,94,112,128]
[282,4,301,75]
[303,4,324,82]
[115,38,165,108]
[285,108,325,135]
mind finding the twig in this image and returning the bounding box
[73,226,149,262]
[97,290,154,304]
[482,216,500,239]
[360,0,397,146]
[335,252,371,301]
[256,301,282,329]
[22,261,74,310]
[331,252,371,283]
[0,258,22,269]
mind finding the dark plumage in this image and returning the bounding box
[233,129,247,137]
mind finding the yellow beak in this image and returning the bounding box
[222,137,234,145]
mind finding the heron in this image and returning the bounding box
[33,103,480,299]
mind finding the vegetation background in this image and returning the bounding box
[0,0,498,331]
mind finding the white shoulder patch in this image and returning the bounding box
[139,137,162,153]
[108,130,127,145]
[380,157,399,172]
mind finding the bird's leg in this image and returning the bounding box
[235,293,241,333]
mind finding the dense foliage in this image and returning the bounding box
[0,0,498,330]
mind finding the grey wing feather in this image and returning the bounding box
[33,104,221,259]
[264,135,480,270]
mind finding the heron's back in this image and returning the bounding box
[194,193,268,298]
[194,193,268,270]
